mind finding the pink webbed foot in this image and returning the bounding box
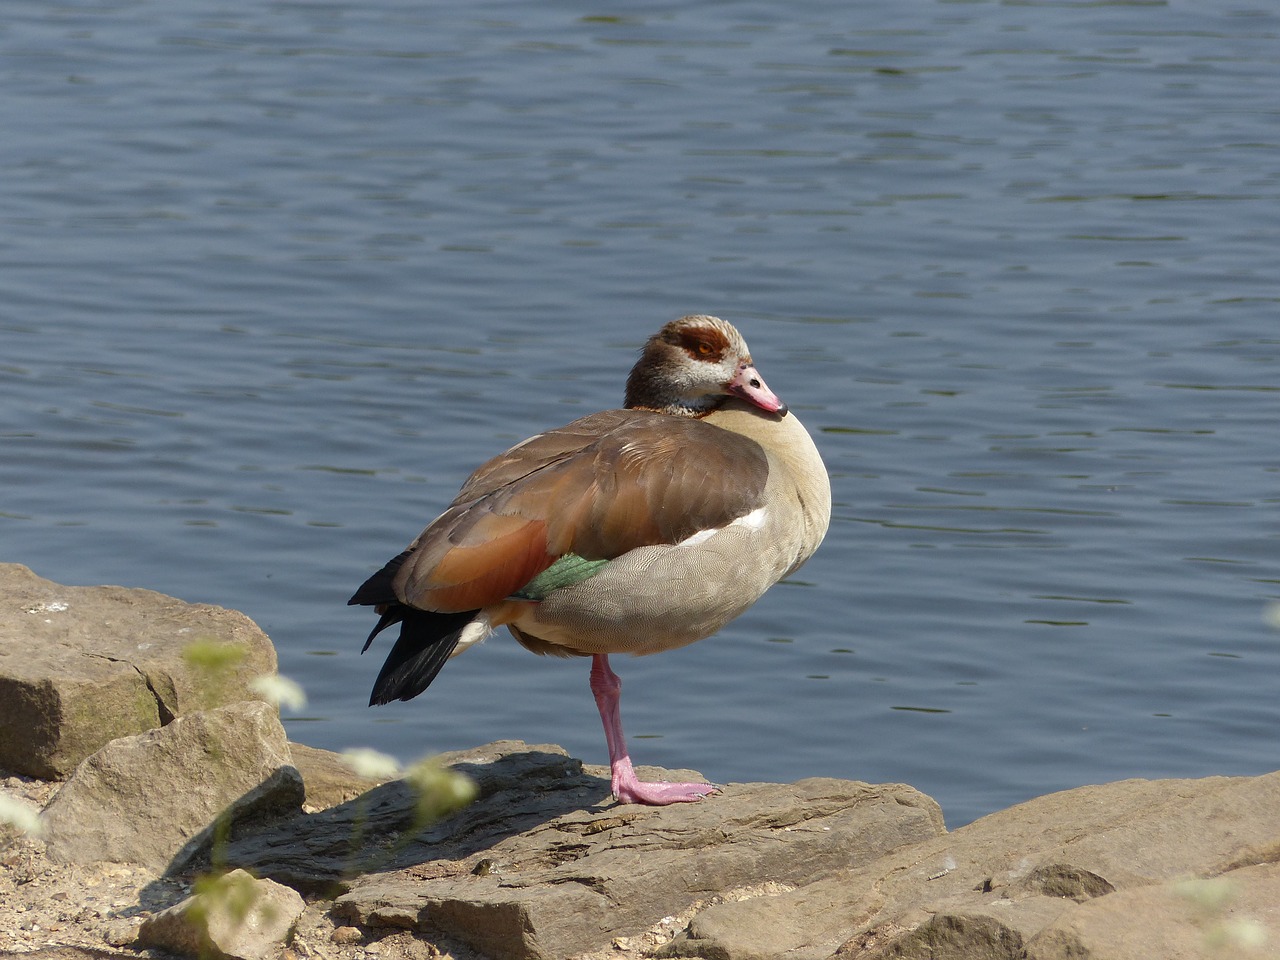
[610,756,717,805]
[589,653,718,806]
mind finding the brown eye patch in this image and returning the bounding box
[668,326,731,362]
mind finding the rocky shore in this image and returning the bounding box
[1,562,1275,960]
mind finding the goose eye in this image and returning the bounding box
[697,341,713,356]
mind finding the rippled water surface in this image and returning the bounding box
[3,0,1278,825]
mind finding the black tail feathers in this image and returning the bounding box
[362,605,480,705]
[348,548,413,609]
[351,551,480,704]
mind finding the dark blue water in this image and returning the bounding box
[3,1,1277,826]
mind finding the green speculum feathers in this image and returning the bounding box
[511,553,611,601]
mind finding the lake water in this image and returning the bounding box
[3,0,1277,827]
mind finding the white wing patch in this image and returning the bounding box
[677,506,768,548]
[454,614,494,654]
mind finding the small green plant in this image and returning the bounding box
[337,746,478,876]
[182,639,247,673]
[1175,878,1268,956]
[248,674,308,711]
[182,639,248,706]
[340,747,403,781]
[187,869,273,944]
[1263,601,1280,631]
[405,757,480,824]
[0,793,43,839]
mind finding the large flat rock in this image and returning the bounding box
[217,741,591,897]
[0,563,277,778]
[662,770,1280,959]
[311,743,945,960]
[1028,862,1280,960]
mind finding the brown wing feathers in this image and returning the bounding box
[450,410,637,504]
[397,509,553,612]
[354,410,770,618]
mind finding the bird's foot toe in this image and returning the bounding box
[614,779,718,805]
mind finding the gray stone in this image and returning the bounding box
[0,563,277,779]
[41,701,304,872]
[217,741,589,896]
[1026,862,1280,960]
[664,770,1280,959]
[326,742,945,960]
[137,868,306,960]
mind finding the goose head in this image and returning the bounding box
[624,314,787,417]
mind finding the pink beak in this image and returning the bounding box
[728,362,787,415]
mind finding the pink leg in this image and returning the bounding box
[588,654,716,805]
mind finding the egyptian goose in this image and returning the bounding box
[350,315,831,804]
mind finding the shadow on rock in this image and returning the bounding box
[160,744,603,898]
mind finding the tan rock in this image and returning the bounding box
[137,868,305,960]
[0,563,276,779]
[41,701,304,872]
[1026,862,1279,960]
[669,771,1280,959]
[325,745,944,960]
[217,741,584,896]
